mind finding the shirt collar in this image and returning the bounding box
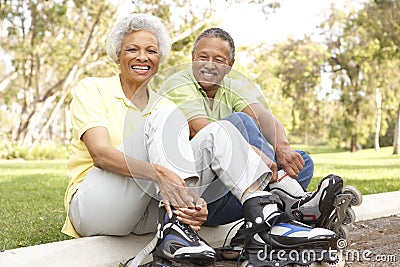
[112,74,158,114]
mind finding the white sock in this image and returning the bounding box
[241,190,270,205]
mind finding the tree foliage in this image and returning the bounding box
[0,0,119,148]
[272,37,329,145]
[358,0,400,154]
[0,0,399,155]
[245,0,400,152]
[317,0,400,152]
[0,0,282,151]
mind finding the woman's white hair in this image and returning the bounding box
[106,13,171,64]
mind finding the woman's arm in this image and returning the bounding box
[82,126,157,179]
[81,126,198,215]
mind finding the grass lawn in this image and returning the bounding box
[304,146,400,194]
[0,147,399,250]
[0,160,72,250]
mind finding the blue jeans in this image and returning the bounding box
[204,112,314,226]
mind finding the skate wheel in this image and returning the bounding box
[342,185,362,206]
[321,250,345,267]
[221,250,240,260]
[337,224,350,242]
[240,260,255,267]
[343,207,356,225]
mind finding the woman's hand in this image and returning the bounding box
[173,190,208,231]
[153,164,195,218]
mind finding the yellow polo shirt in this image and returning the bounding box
[158,68,260,121]
[62,74,174,238]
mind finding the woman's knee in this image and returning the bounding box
[69,194,138,236]
[69,172,155,236]
[147,105,187,128]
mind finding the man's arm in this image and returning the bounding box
[188,110,278,182]
[242,103,304,178]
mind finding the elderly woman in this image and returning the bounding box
[62,13,215,264]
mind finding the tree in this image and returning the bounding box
[356,0,400,154]
[321,4,383,152]
[0,0,120,148]
[0,0,282,153]
[270,37,329,145]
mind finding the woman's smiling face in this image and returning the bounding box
[118,30,160,86]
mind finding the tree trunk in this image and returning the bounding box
[30,66,83,149]
[375,88,382,152]
[393,103,400,155]
[350,135,360,152]
[20,94,56,147]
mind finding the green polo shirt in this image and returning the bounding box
[158,68,260,121]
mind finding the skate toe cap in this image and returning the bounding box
[308,227,335,239]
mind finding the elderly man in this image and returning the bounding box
[159,28,342,229]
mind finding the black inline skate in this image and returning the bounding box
[151,206,216,266]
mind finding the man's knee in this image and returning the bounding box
[223,112,259,135]
[296,150,314,169]
[224,112,254,124]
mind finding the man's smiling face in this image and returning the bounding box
[192,37,234,96]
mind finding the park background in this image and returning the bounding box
[0,0,399,252]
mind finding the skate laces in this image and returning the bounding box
[296,192,314,208]
[172,218,200,242]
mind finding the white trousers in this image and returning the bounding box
[69,106,271,236]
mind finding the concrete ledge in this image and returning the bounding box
[352,190,400,221]
[1,191,399,267]
[0,223,242,267]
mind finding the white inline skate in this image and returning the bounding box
[218,191,339,267]
[267,171,363,267]
[268,171,362,243]
[151,205,216,267]
[126,204,216,267]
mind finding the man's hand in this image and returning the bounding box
[275,143,304,179]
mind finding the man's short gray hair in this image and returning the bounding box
[193,27,235,61]
[106,13,171,63]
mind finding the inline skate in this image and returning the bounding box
[267,171,362,244]
[221,191,338,267]
[152,205,215,266]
